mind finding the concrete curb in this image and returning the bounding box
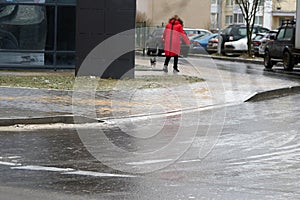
[0,115,101,127]
[188,53,264,65]
[244,86,300,102]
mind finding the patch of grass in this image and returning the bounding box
[0,74,205,91]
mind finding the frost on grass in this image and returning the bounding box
[0,75,204,91]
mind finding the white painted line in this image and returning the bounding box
[10,164,135,178]
[7,156,21,159]
[127,159,173,165]
[178,159,201,163]
[0,161,21,166]
[11,165,75,172]
[63,170,135,178]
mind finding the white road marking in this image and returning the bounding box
[0,161,21,166]
[0,156,134,178]
[7,156,21,159]
[127,159,173,165]
[63,170,135,178]
[178,159,201,163]
[11,165,75,172]
[11,165,135,178]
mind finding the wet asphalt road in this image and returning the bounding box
[0,93,300,199]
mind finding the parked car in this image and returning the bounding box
[184,28,212,39]
[145,27,165,56]
[145,27,201,56]
[257,30,278,56]
[190,33,218,54]
[251,33,267,56]
[206,35,220,54]
[264,20,299,70]
[189,32,212,42]
[221,24,269,42]
[224,37,248,56]
[220,24,269,54]
[224,35,256,56]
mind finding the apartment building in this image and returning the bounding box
[210,0,296,31]
[137,0,211,29]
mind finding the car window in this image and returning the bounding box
[254,34,264,40]
[284,27,293,40]
[260,28,269,33]
[222,27,232,34]
[237,27,247,36]
[277,28,285,40]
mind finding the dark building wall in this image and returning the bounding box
[76,0,136,79]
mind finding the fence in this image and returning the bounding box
[135,22,164,56]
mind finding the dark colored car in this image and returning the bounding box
[258,30,278,56]
[145,28,196,57]
[264,20,299,70]
[220,24,269,54]
[221,24,270,42]
[145,28,165,56]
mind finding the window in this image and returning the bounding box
[277,29,285,40]
[0,1,76,67]
[284,28,293,40]
[237,27,247,36]
[233,14,244,24]
[211,0,217,5]
[259,27,270,33]
[255,16,263,26]
[222,27,232,34]
[225,15,233,25]
[259,0,264,6]
[226,0,233,6]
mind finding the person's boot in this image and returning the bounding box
[163,65,168,72]
[173,68,180,73]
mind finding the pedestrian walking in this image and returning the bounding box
[162,15,190,73]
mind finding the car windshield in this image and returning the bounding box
[222,27,232,34]
[254,34,265,40]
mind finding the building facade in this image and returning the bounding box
[137,0,211,29]
[210,0,296,31]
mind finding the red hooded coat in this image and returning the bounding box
[162,19,190,57]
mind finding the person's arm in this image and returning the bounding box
[180,26,190,45]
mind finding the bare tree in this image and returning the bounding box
[235,0,262,57]
[136,11,152,26]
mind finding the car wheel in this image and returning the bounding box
[283,51,294,71]
[264,50,273,69]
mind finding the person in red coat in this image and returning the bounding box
[162,15,190,73]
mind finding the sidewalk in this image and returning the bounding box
[0,55,298,126]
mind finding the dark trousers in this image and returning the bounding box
[164,55,179,69]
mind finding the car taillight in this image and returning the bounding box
[211,38,218,43]
[252,41,261,46]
